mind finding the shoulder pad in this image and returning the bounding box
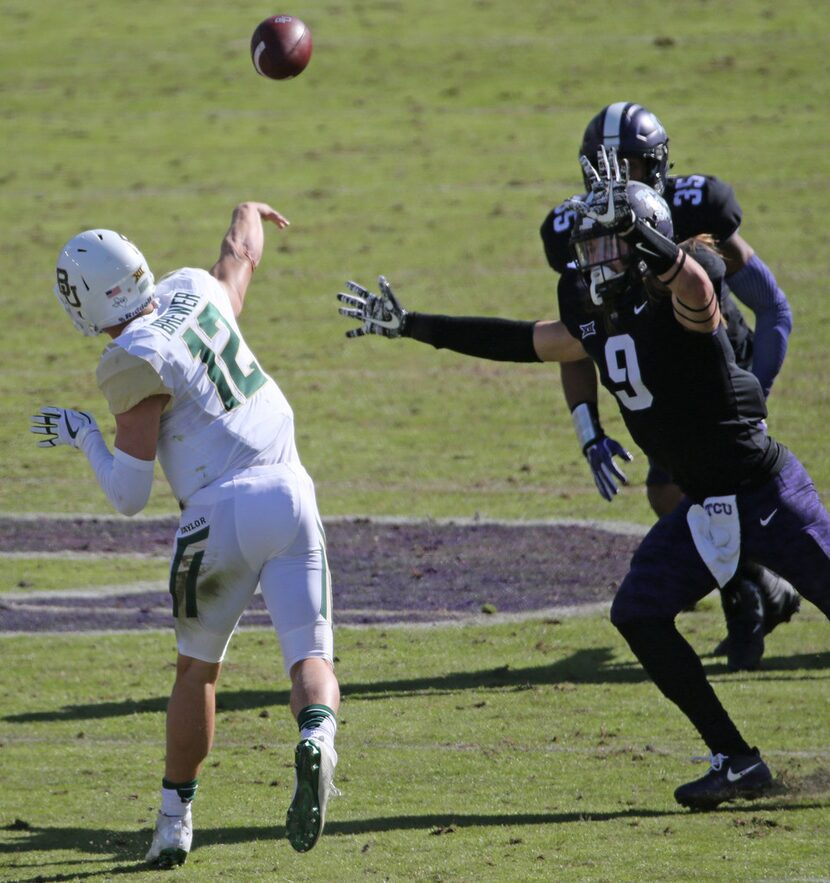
[97,344,170,415]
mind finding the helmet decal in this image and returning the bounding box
[630,185,672,228]
[600,101,630,149]
[53,230,156,336]
[56,267,82,308]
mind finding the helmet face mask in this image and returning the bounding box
[580,102,670,195]
[618,148,669,193]
[572,231,630,271]
[570,223,632,307]
[569,180,674,307]
[54,230,156,336]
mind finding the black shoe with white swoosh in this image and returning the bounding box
[674,748,773,810]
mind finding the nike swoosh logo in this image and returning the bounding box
[634,302,647,315]
[760,509,778,527]
[635,244,662,259]
[726,762,762,782]
[63,414,80,439]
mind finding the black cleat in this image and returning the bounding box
[674,749,773,810]
[719,576,765,671]
[713,565,801,660]
[745,562,801,636]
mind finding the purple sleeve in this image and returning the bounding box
[726,254,793,397]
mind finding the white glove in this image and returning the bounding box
[337,275,408,338]
[30,406,100,449]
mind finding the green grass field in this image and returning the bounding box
[2,0,830,880]
[3,606,830,882]
[4,0,829,521]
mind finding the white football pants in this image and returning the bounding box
[169,461,333,669]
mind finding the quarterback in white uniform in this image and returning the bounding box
[32,203,341,866]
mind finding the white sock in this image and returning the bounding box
[300,714,337,751]
[161,787,192,818]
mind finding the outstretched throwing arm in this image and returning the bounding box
[210,202,290,316]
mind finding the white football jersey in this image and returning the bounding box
[97,267,299,506]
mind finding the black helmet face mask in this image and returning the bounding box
[571,225,632,307]
[566,140,676,310]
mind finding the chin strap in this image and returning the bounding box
[588,268,607,306]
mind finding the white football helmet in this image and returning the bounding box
[54,230,156,336]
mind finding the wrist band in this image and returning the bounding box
[571,401,602,452]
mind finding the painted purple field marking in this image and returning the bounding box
[0,517,643,634]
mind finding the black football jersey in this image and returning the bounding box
[542,173,752,369]
[662,175,742,244]
[556,250,785,501]
[540,173,742,274]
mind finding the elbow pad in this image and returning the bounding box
[80,433,155,516]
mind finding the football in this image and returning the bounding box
[250,15,312,80]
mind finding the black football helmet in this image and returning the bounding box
[570,181,674,307]
[580,102,670,195]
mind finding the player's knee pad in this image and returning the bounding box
[279,619,334,675]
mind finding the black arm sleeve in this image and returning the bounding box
[403,312,542,363]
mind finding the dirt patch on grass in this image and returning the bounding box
[0,517,642,632]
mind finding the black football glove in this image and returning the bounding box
[567,146,635,234]
[337,275,409,338]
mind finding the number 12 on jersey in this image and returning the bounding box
[183,303,268,410]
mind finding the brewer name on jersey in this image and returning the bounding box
[151,290,201,338]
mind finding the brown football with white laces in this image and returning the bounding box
[250,15,312,80]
